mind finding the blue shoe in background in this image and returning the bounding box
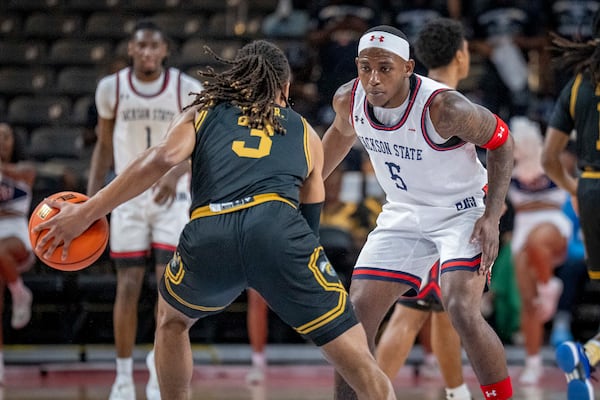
[556,341,595,400]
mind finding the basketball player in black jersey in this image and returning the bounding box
[32,40,396,400]
[543,18,600,400]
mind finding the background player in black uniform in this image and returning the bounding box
[32,40,396,400]
[542,20,600,400]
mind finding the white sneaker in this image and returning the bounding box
[519,362,542,385]
[246,366,265,385]
[535,277,563,323]
[145,350,161,400]
[11,285,32,330]
[109,379,135,400]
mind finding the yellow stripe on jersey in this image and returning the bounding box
[194,109,209,131]
[301,117,311,176]
[570,74,583,119]
[295,247,347,335]
[589,270,600,280]
[581,171,600,179]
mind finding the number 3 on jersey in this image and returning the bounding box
[232,116,274,158]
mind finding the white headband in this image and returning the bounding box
[358,31,410,60]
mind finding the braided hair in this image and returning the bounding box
[550,9,600,86]
[186,40,291,134]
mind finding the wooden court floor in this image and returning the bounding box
[1,363,596,399]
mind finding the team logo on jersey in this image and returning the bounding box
[354,115,365,124]
[455,196,477,211]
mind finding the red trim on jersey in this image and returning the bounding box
[176,70,183,111]
[114,70,120,116]
[110,250,150,259]
[420,88,466,151]
[127,67,171,98]
[349,78,361,129]
[152,242,177,252]
[363,75,422,131]
[482,114,509,150]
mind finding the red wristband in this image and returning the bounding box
[481,376,513,400]
[482,114,509,150]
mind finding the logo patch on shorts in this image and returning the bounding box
[166,252,184,284]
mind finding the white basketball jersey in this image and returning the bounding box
[350,74,488,208]
[112,67,187,175]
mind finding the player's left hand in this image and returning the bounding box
[470,214,500,274]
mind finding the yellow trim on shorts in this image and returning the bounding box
[570,74,582,119]
[164,276,227,312]
[165,256,185,285]
[581,171,600,179]
[589,270,600,280]
[295,247,347,335]
[190,193,296,219]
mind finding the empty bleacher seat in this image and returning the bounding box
[23,13,82,38]
[85,12,136,39]
[28,126,84,161]
[180,0,226,12]
[0,14,22,37]
[0,68,54,95]
[66,0,121,11]
[177,38,244,69]
[151,13,205,40]
[6,0,64,11]
[48,39,112,65]
[121,0,178,12]
[56,67,101,96]
[0,41,46,65]
[7,96,72,126]
[72,96,95,126]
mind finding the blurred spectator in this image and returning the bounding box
[385,0,461,74]
[467,0,548,119]
[0,122,35,383]
[508,116,571,385]
[262,0,310,38]
[307,0,380,127]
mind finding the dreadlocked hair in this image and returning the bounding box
[550,31,600,85]
[186,40,291,134]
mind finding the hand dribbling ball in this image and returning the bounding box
[28,191,109,272]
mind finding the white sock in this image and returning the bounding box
[445,383,471,400]
[525,354,542,368]
[7,278,26,298]
[116,357,133,382]
[251,352,266,369]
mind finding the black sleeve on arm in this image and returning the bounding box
[299,202,324,239]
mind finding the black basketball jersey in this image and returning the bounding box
[189,102,310,210]
[550,72,600,170]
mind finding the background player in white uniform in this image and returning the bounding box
[508,116,571,385]
[322,25,515,400]
[88,20,202,400]
[0,122,34,383]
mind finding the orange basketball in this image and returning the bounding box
[28,191,109,272]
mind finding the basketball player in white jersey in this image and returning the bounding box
[322,25,514,400]
[88,21,202,400]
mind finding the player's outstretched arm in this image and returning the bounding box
[34,107,198,259]
[430,91,514,272]
[321,81,358,180]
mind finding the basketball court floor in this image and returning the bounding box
[1,344,596,399]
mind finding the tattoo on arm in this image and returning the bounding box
[434,92,496,145]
